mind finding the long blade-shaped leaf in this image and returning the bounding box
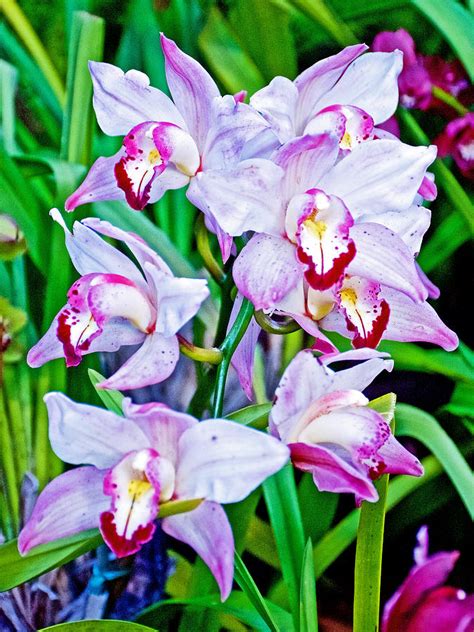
[299,539,318,632]
[234,552,280,632]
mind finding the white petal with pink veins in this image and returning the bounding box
[304,105,374,150]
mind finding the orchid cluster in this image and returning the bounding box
[19,34,460,605]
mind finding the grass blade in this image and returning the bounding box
[299,539,318,632]
[234,552,280,632]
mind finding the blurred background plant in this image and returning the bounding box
[0,0,472,630]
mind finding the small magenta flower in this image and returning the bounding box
[382,526,474,631]
[18,393,290,600]
[65,34,279,260]
[27,211,209,390]
[372,29,469,111]
[269,349,423,502]
[435,113,474,180]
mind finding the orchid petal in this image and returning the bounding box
[273,133,340,204]
[144,263,209,337]
[152,122,200,176]
[314,51,402,124]
[304,105,374,150]
[290,442,378,501]
[250,76,298,143]
[98,332,179,390]
[417,264,440,299]
[348,222,427,301]
[100,448,161,557]
[405,588,474,632]
[175,419,289,503]
[122,399,197,466]
[292,190,356,291]
[338,276,390,349]
[203,95,273,170]
[381,287,459,351]
[228,293,261,400]
[160,34,220,150]
[89,61,184,136]
[233,234,302,311]
[329,357,394,393]
[187,159,284,237]
[18,467,107,554]
[163,501,234,601]
[65,151,126,212]
[377,434,423,477]
[45,392,149,469]
[294,44,367,132]
[319,140,437,217]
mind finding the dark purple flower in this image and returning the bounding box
[435,113,474,180]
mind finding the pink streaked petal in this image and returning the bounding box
[294,44,367,132]
[270,350,332,442]
[418,174,437,201]
[228,293,261,400]
[143,263,209,338]
[416,264,440,299]
[175,419,289,503]
[160,34,220,150]
[233,234,302,311]
[152,122,200,176]
[163,501,234,601]
[45,392,149,469]
[381,287,459,351]
[273,133,340,204]
[100,448,161,558]
[250,76,298,143]
[122,399,197,467]
[203,96,272,170]
[406,588,474,632]
[314,51,402,124]
[89,61,184,136]
[349,222,427,301]
[289,442,378,502]
[329,356,394,394]
[305,105,374,150]
[187,159,284,237]
[338,277,390,349]
[98,331,179,391]
[18,467,107,555]
[377,434,423,477]
[319,140,437,218]
[115,122,167,210]
[65,151,126,212]
[372,29,417,65]
[294,190,356,291]
[382,551,462,632]
[357,205,431,256]
[233,90,247,103]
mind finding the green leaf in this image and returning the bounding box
[410,0,474,80]
[138,590,293,631]
[442,381,474,419]
[418,211,468,273]
[290,0,358,47]
[0,60,18,154]
[395,403,474,518]
[226,402,271,428]
[299,539,318,632]
[0,530,101,592]
[234,552,281,632]
[368,393,397,423]
[88,368,124,415]
[41,622,156,631]
[263,465,306,628]
[298,474,338,544]
[198,7,266,95]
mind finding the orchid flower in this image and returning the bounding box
[435,113,474,180]
[269,349,423,502]
[18,393,289,600]
[232,132,457,351]
[27,211,209,390]
[65,34,280,260]
[382,526,474,631]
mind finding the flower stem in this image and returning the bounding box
[195,215,225,284]
[212,298,254,417]
[431,86,469,116]
[177,334,222,365]
[353,473,389,632]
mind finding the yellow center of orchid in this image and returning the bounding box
[148,148,162,165]
[340,287,357,305]
[128,478,152,500]
[340,130,352,150]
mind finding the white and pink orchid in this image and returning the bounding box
[18,393,290,600]
[269,349,423,502]
[232,132,457,351]
[27,211,209,390]
[65,35,280,260]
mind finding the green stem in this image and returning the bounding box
[353,473,389,632]
[177,334,222,365]
[432,85,468,116]
[195,214,225,284]
[212,298,254,417]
